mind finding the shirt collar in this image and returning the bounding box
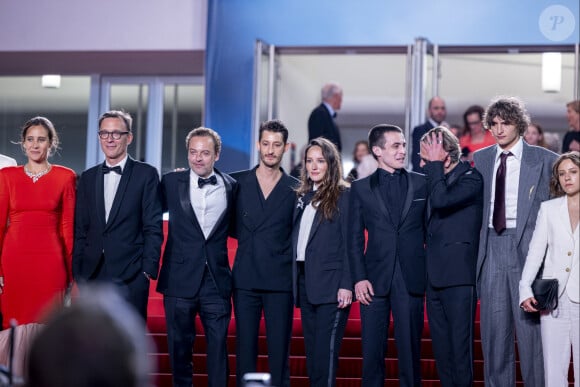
[190,169,217,183]
[495,137,523,162]
[323,102,336,118]
[379,168,402,178]
[106,155,128,171]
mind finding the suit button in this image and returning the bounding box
[566,267,571,272]
[568,251,572,256]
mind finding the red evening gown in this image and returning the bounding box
[0,165,76,329]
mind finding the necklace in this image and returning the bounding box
[24,163,51,183]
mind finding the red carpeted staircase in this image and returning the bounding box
[147,237,574,386]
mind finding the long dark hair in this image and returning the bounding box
[296,138,349,220]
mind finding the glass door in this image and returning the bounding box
[86,76,203,173]
[406,37,439,168]
[251,39,278,166]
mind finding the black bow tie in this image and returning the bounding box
[102,165,122,175]
[198,175,217,188]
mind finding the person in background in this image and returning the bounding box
[26,284,154,387]
[473,96,558,387]
[411,96,447,172]
[346,140,370,182]
[290,144,307,180]
[0,117,76,328]
[157,127,237,387]
[562,100,580,153]
[524,122,547,148]
[293,137,351,387]
[519,151,579,387]
[308,82,343,152]
[0,154,16,169]
[419,127,483,387]
[459,105,496,163]
[73,110,163,321]
[448,123,464,139]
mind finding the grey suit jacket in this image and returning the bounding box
[473,141,557,294]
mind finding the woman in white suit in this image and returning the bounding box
[520,151,580,387]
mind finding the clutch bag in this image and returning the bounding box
[531,278,558,312]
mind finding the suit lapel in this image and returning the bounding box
[516,143,542,244]
[95,165,106,228]
[177,170,205,235]
[206,169,233,240]
[245,168,295,231]
[370,171,395,228]
[306,211,323,246]
[399,170,414,227]
[105,157,133,229]
[480,146,497,230]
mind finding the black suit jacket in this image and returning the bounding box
[411,121,435,172]
[292,189,352,305]
[230,167,299,292]
[348,169,427,296]
[156,169,237,299]
[73,157,163,281]
[308,103,342,151]
[424,161,483,288]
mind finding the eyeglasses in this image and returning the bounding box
[98,131,130,140]
[467,120,482,126]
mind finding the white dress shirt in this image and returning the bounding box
[488,138,523,229]
[104,155,128,222]
[189,170,226,239]
[296,202,317,262]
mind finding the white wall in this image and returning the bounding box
[0,0,206,51]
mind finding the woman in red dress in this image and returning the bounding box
[0,117,76,329]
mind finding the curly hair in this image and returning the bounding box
[296,137,349,220]
[483,96,530,135]
[550,151,580,197]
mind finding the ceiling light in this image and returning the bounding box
[41,75,61,89]
[541,53,561,93]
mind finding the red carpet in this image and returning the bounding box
[147,236,574,386]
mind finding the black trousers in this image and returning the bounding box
[360,260,424,387]
[233,287,293,387]
[164,267,231,387]
[297,262,350,387]
[426,282,476,387]
[87,254,150,321]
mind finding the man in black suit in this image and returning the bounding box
[73,110,163,320]
[230,119,298,387]
[411,96,447,172]
[156,127,237,387]
[308,82,343,152]
[419,127,483,387]
[349,124,427,387]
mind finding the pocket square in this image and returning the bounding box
[413,198,426,202]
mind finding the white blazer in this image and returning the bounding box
[519,196,580,305]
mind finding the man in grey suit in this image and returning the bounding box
[473,97,557,387]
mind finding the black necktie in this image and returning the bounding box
[102,165,122,175]
[198,175,217,188]
[493,152,511,234]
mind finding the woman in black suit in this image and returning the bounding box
[292,137,352,387]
